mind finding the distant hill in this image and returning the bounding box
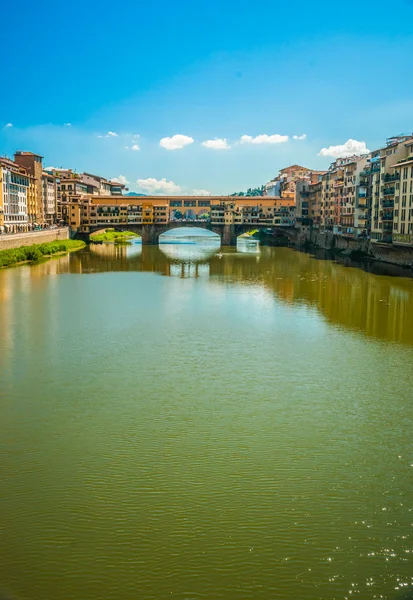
[125,192,147,197]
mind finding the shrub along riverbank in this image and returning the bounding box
[0,239,85,268]
[90,229,140,243]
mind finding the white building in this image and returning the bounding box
[0,158,29,233]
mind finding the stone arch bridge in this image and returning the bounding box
[77,221,298,246]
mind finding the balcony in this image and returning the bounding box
[382,188,395,196]
[382,200,394,208]
[382,214,393,222]
[383,173,400,182]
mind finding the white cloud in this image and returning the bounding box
[110,175,129,185]
[202,138,230,150]
[64,123,72,127]
[192,189,211,196]
[318,139,370,158]
[240,134,289,145]
[136,177,182,194]
[5,123,13,128]
[293,133,307,140]
[98,131,119,138]
[131,144,140,151]
[160,134,194,150]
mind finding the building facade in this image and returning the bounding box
[0,157,30,233]
[62,195,297,234]
[42,172,57,226]
[370,136,413,244]
[14,151,44,226]
[391,140,413,247]
[320,155,369,237]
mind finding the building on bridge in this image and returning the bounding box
[63,195,297,234]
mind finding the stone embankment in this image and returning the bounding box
[290,228,413,268]
[0,228,69,251]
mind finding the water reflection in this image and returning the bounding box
[236,237,260,253]
[159,226,220,245]
[89,240,142,259]
[1,245,412,345]
[159,242,220,262]
[1,243,413,600]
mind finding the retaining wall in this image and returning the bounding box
[0,228,69,251]
[291,228,413,268]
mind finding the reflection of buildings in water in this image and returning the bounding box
[208,247,413,345]
[158,242,220,263]
[4,243,410,345]
[89,241,142,259]
[236,237,260,254]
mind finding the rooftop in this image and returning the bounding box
[15,151,44,159]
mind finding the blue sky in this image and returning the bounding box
[1,0,413,194]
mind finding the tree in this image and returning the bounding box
[230,185,265,197]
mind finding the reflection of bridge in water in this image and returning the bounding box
[67,244,413,345]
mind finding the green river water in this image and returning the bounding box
[0,241,413,600]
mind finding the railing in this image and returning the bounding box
[382,213,393,221]
[383,173,400,182]
[382,200,394,208]
[382,188,395,196]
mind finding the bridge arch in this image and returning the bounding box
[159,226,221,245]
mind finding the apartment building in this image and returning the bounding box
[370,135,413,243]
[0,157,30,233]
[320,156,369,236]
[391,139,413,246]
[295,180,323,228]
[44,168,128,222]
[265,165,323,200]
[42,172,57,225]
[14,151,44,226]
[80,173,127,196]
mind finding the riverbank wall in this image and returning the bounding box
[289,228,413,268]
[0,228,69,251]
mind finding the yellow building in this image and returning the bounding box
[14,151,44,226]
[63,195,294,233]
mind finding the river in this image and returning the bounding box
[0,239,413,600]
